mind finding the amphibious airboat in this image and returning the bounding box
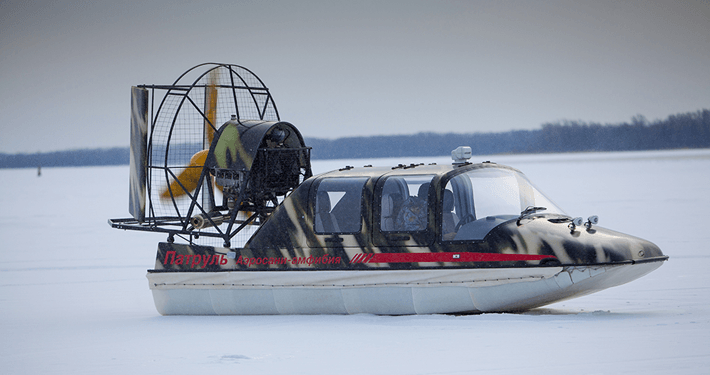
[109,63,667,315]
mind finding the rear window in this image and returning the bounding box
[314,177,368,234]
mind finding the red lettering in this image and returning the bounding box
[164,251,176,265]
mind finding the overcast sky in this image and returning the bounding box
[1,0,708,154]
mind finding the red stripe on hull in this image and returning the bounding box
[364,252,555,264]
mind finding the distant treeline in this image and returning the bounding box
[1,109,708,169]
[308,109,710,159]
[0,148,129,169]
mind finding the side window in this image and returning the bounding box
[380,175,434,232]
[314,177,368,234]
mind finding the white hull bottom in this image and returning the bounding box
[147,261,664,315]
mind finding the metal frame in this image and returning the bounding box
[110,63,310,247]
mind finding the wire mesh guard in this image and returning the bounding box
[113,63,311,248]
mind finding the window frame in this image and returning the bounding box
[310,176,369,236]
[373,173,437,247]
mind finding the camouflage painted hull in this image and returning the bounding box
[147,258,664,315]
[113,64,668,315]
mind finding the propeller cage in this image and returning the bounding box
[113,63,312,248]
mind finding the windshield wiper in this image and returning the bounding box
[521,206,547,217]
[517,206,547,225]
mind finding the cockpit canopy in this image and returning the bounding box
[441,167,565,240]
[309,164,565,243]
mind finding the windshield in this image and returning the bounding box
[442,167,565,241]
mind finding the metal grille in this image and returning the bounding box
[144,63,280,245]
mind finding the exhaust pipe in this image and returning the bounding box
[190,212,225,229]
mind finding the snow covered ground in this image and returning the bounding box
[1,149,708,374]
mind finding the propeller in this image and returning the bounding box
[160,149,209,199]
[161,70,219,200]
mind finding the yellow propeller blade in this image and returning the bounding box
[161,69,222,200]
[161,149,209,199]
[204,72,218,146]
[204,78,217,148]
